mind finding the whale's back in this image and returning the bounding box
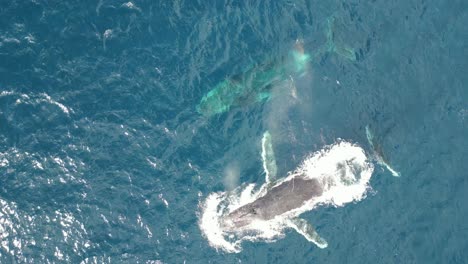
[251,176,323,220]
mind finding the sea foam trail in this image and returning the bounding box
[199,141,374,253]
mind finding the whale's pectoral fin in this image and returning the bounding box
[365,125,375,149]
[261,131,278,184]
[365,125,401,177]
[286,218,328,248]
[383,162,400,177]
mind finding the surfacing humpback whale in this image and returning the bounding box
[197,16,356,117]
[199,131,374,252]
[220,131,328,248]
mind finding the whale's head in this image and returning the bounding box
[221,203,264,231]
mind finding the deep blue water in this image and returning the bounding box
[0,0,467,263]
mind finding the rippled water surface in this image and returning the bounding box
[0,0,467,263]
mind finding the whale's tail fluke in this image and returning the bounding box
[309,15,357,62]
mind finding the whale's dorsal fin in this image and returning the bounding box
[286,218,328,248]
[261,131,278,185]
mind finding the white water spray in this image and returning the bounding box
[199,140,374,253]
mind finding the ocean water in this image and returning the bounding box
[0,0,467,263]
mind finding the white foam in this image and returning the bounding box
[297,141,373,207]
[199,193,239,252]
[146,157,158,168]
[103,29,113,39]
[41,93,71,115]
[0,91,71,115]
[158,194,169,208]
[0,91,14,97]
[24,34,36,44]
[121,2,141,12]
[3,37,20,44]
[0,157,9,167]
[199,140,374,253]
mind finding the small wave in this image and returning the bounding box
[199,140,374,253]
[0,91,72,115]
[40,93,71,115]
[121,2,141,12]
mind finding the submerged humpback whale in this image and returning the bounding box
[197,16,356,117]
[196,42,310,116]
[199,131,374,252]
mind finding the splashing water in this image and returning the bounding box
[199,140,374,253]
